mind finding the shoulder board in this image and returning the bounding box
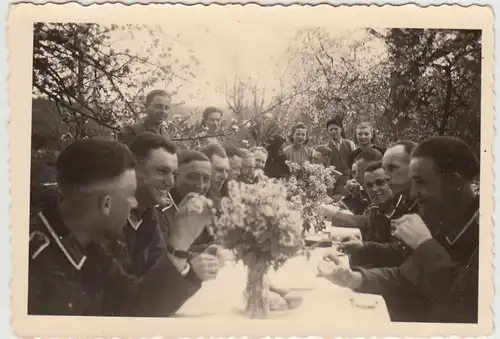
[29,230,51,260]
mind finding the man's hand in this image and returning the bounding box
[190,246,221,281]
[391,213,432,249]
[345,179,361,194]
[339,237,363,254]
[319,204,341,219]
[317,251,362,290]
[169,193,215,251]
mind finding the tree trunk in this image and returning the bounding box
[438,66,453,136]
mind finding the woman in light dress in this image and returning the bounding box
[283,123,313,165]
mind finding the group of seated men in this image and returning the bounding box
[317,136,480,323]
[28,132,243,316]
[28,123,480,323]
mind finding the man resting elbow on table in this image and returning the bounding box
[317,137,480,323]
[320,161,414,268]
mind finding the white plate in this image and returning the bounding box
[349,294,380,309]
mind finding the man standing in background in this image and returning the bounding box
[224,146,242,181]
[238,149,257,184]
[118,89,172,146]
[323,117,355,197]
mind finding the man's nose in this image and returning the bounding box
[130,196,138,209]
[165,174,174,188]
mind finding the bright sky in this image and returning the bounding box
[109,22,386,111]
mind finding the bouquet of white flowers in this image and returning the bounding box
[284,161,337,233]
[213,176,305,319]
[214,177,304,269]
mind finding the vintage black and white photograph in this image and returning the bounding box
[9,3,493,338]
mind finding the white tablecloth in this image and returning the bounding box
[175,248,390,322]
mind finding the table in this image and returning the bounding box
[175,248,390,323]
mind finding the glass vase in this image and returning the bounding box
[244,258,270,319]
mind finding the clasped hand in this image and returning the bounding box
[318,204,341,219]
[345,179,362,194]
[169,193,215,251]
[391,213,432,249]
[191,244,224,281]
[317,250,360,289]
[338,236,363,254]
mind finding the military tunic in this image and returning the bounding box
[28,203,202,317]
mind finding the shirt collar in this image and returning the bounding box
[142,120,162,133]
[329,139,343,148]
[127,206,157,231]
[443,196,480,246]
[38,204,87,271]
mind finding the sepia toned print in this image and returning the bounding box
[9,3,494,338]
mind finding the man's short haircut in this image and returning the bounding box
[238,148,254,160]
[288,122,310,145]
[251,146,268,155]
[56,139,136,193]
[355,148,383,163]
[178,150,210,166]
[266,134,287,147]
[202,107,223,121]
[412,136,479,181]
[391,140,418,156]
[200,143,228,161]
[224,146,241,158]
[364,160,384,175]
[356,122,373,131]
[326,116,344,130]
[315,145,332,157]
[129,132,177,160]
[145,89,170,106]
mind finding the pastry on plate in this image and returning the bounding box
[269,291,288,311]
[284,291,304,309]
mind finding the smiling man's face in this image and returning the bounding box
[364,167,392,206]
[210,154,230,192]
[136,148,177,206]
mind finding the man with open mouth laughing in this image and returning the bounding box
[100,133,220,317]
[338,161,410,268]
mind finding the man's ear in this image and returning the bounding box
[99,194,112,216]
[446,172,463,190]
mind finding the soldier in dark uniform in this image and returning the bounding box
[339,148,383,215]
[28,139,212,317]
[101,133,222,315]
[338,161,415,268]
[319,136,480,323]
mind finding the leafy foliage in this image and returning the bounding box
[32,25,481,155]
[284,28,481,152]
[33,22,199,139]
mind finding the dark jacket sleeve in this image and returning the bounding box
[356,239,479,323]
[125,252,202,317]
[28,253,93,315]
[351,241,409,268]
[398,239,479,322]
[354,265,430,322]
[117,125,136,146]
[329,213,369,230]
[28,258,67,315]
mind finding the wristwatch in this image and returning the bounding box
[166,243,190,259]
